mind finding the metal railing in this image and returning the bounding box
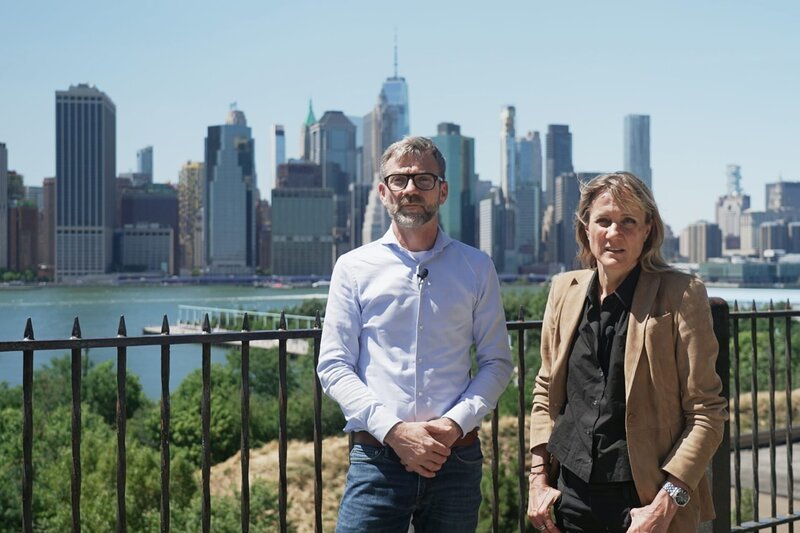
[1,299,799,532]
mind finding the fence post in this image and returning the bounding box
[709,298,731,533]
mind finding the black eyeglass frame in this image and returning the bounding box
[381,173,445,191]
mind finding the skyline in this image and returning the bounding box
[1,1,798,234]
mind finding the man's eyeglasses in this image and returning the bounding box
[382,173,443,191]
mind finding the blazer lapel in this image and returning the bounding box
[551,271,593,403]
[624,270,661,401]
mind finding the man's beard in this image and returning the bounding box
[387,194,439,228]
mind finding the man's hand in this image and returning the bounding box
[384,422,451,478]
[423,417,463,448]
[628,483,679,533]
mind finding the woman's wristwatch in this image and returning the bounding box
[662,481,690,507]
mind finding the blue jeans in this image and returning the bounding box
[335,440,484,533]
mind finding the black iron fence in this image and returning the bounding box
[1,299,799,532]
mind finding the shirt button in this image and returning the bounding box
[419,325,423,330]
[584,430,591,435]
[592,400,599,406]
[418,358,422,363]
[418,392,423,397]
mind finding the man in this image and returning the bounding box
[317,136,513,532]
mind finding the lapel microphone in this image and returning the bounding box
[416,266,429,289]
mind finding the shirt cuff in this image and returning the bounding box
[442,403,474,437]
[369,411,405,444]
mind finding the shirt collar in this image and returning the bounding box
[587,264,642,309]
[379,224,453,257]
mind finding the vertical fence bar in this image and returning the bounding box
[767,301,777,532]
[201,314,212,533]
[116,317,128,533]
[515,309,527,533]
[784,301,795,533]
[750,301,760,522]
[312,311,323,533]
[710,299,730,533]
[732,302,743,526]
[22,318,34,533]
[70,318,82,532]
[278,312,288,533]
[160,315,171,533]
[492,409,500,533]
[240,314,251,533]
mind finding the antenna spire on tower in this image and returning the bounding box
[393,28,398,78]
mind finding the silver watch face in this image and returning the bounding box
[664,481,689,507]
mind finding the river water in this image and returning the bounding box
[0,284,329,397]
[1,283,797,397]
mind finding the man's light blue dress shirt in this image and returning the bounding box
[317,227,514,443]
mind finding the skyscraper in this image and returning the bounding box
[0,142,7,269]
[360,61,410,244]
[55,84,116,280]
[623,114,652,190]
[309,111,357,248]
[432,122,476,245]
[516,131,543,262]
[204,108,257,274]
[178,161,204,272]
[299,101,316,161]
[545,125,573,205]
[271,125,286,193]
[499,106,516,205]
[137,145,153,182]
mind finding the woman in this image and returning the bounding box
[527,172,727,532]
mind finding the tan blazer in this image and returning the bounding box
[530,269,728,531]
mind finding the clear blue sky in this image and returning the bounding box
[1,0,797,233]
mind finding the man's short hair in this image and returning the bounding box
[379,136,447,181]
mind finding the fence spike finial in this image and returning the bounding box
[788,298,791,310]
[71,317,82,339]
[769,299,774,311]
[751,300,756,312]
[23,318,34,340]
[314,310,321,329]
[279,311,287,330]
[117,316,127,336]
[161,315,170,335]
[202,313,211,333]
[517,306,524,321]
[733,300,739,312]
[242,312,251,332]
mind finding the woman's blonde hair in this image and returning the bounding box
[574,171,671,272]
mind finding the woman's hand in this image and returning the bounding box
[627,489,677,533]
[526,473,561,532]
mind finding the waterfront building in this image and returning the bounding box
[680,221,723,263]
[478,187,505,272]
[9,204,38,272]
[432,122,476,245]
[137,145,153,183]
[178,161,204,273]
[115,224,173,273]
[740,209,779,256]
[40,178,55,269]
[766,180,800,219]
[760,220,789,253]
[271,188,334,275]
[545,125,573,205]
[204,108,257,275]
[308,111,357,244]
[119,183,179,274]
[0,142,7,269]
[361,186,391,245]
[716,192,750,251]
[623,114,652,191]
[277,160,323,189]
[55,84,116,281]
